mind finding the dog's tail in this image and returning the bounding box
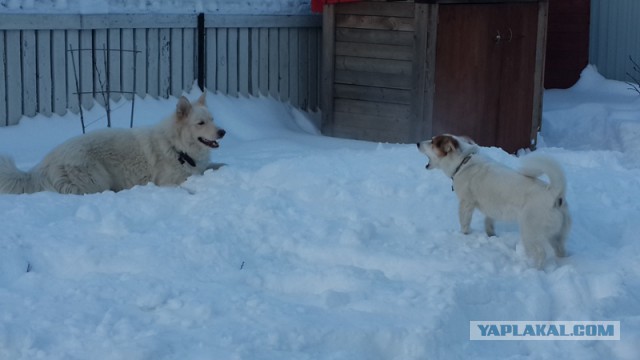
[520,154,567,203]
[0,155,43,194]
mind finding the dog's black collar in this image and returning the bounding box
[177,151,196,167]
[451,154,473,191]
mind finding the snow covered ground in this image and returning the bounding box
[0,66,639,359]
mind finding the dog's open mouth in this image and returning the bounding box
[198,137,219,148]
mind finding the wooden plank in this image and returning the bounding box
[6,31,22,125]
[250,28,260,96]
[335,2,415,17]
[37,30,53,116]
[22,30,38,117]
[66,29,80,113]
[334,98,410,118]
[335,42,413,60]
[93,29,108,107]
[82,14,197,30]
[309,28,320,111]
[336,28,413,46]
[134,28,147,97]
[147,28,159,98]
[216,28,228,94]
[159,28,171,98]
[268,28,279,98]
[334,70,412,89]
[171,28,183,96]
[335,14,414,32]
[108,28,122,101]
[0,32,6,126]
[531,0,549,148]
[335,56,412,75]
[410,3,434,142]
[52,30,67,115]
[333,112,411,131]
[298,28,310,110]
[121,29,135,100]
[0,14,81,30]
[205,28,216,92]
[334,84,411,105]
[259,28,269,96]
[183,28,195,92]
[288,28,299,107]
[228,28,239,96]
[332,122,409,144]
[238,28,250,97]
[279,28,289,101]
[203,15,321,29]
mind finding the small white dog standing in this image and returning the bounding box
[417,134,571,269]
[0,93,225,195]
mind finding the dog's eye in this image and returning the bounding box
[197,121,205,125]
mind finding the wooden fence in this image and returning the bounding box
[0,14,322,127]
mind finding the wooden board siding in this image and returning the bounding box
[326,1,416,143]
[545,0,590,89]
[0,14,321,127]
[322,0,547,152]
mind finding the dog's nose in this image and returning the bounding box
[416,142,421,148]
[218,129,226,138]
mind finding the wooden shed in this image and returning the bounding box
[320,0,549,153]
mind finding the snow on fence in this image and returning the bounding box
[0,14,322,127]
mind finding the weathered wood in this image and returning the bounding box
[204,15,321,29]
[22,30,38,117]
[121,29,135,100]
[134,28,147,97]
[279,28,290,101]
[288,28,299,107]
[334,84,411,105]
[0,33,6,126]
[298,28,310,109]
[93,29,108,107]
[80,30,94,109]
[52,30,67,115]
[336,14,414,32]
[183,28,195,92]
[205,28,217,93]
[268,28,279,98]
[66,30,80,113]
[334,70,412,89]
[531,0,549,148]
[259,28,269,96]
[171,28,183,96]
[216,28,228,94]
[333,111,411,131]
[228,28,239,97]
[336,2,415,17]
[159,28,171,98]
[334,98,411,118]
[335,42,413,61]
[250,28,260,96]
[109,28,122,101]
[37,30,53,116]
[335,56,412,75]
[6,31,22,125]
[410,3,434,142]
[336,27,413,46]
[308,29,320,111]
[238,28,250,97]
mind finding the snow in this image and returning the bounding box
[0,0,313,15]
[1,65,640,359]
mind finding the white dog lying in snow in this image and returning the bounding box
[0,93,225,195]
[417,134,571,268]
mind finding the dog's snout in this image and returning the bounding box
[416,142,421,148]
[217,129,226,138]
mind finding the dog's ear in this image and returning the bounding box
[433,135,459,156]
[176,96,192,120]
[196,92,207,106]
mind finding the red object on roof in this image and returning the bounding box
[311,0,361,13]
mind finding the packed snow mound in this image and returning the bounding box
[542,66,640,167]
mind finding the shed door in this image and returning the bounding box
[433,3,539,153]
